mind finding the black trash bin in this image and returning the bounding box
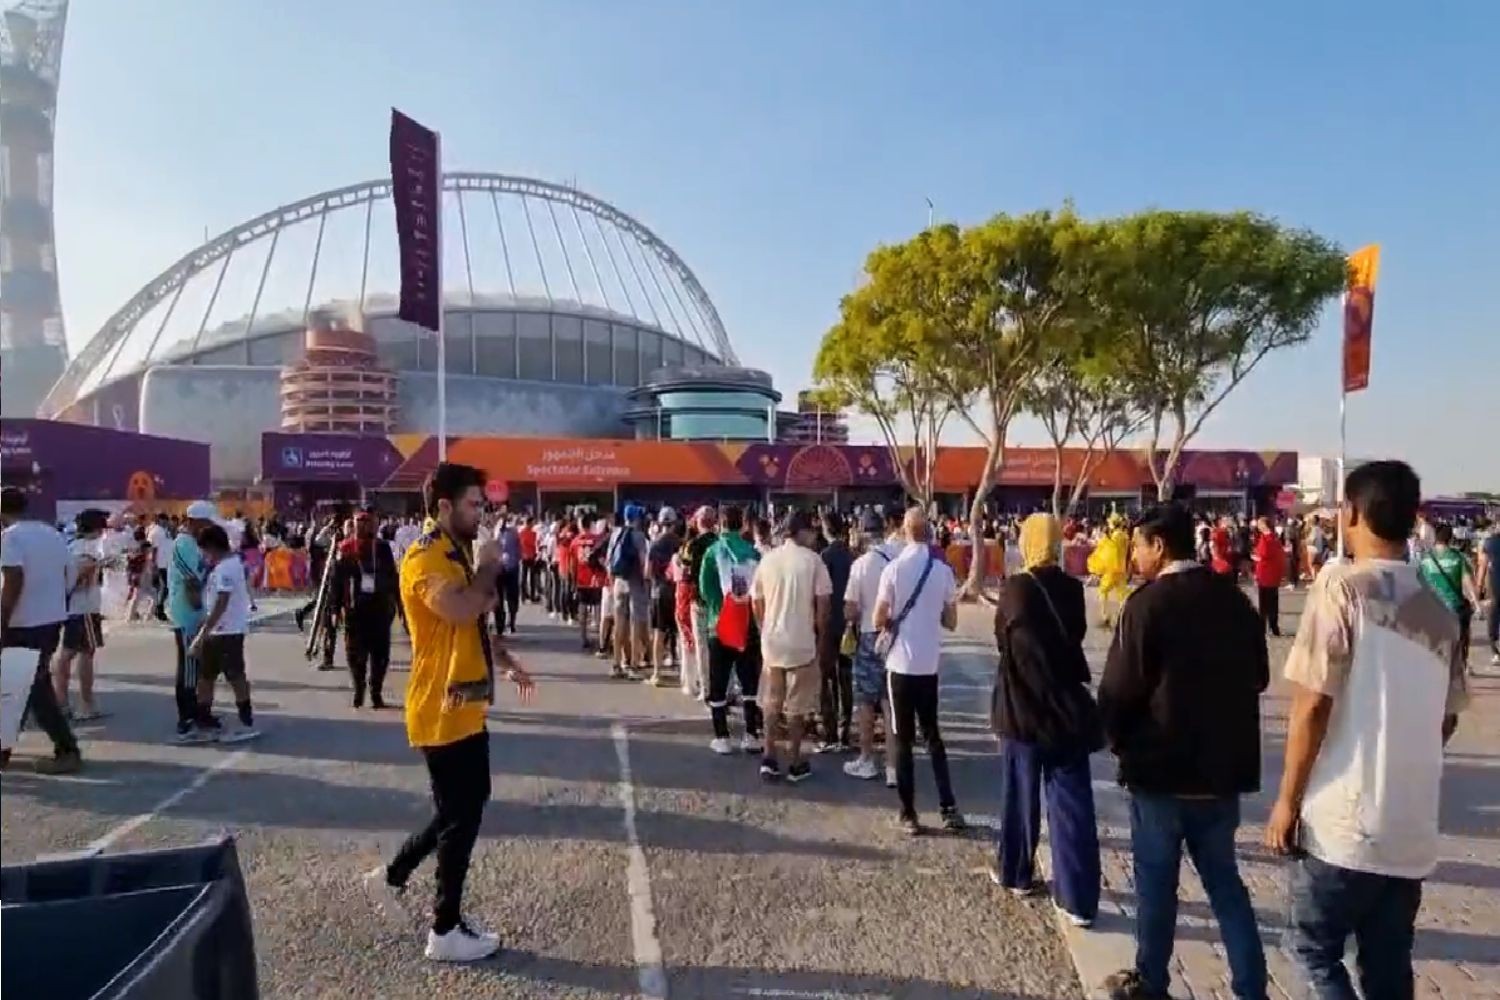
[1,836,258,1000]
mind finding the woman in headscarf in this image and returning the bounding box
[1087,512,1131,628]
[989,513,1102,928]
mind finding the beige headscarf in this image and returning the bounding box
[1018,513,1062,570]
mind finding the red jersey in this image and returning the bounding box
[572,532,605,588]
[1210,527,1234,575]
[519,525,537,561]
[555,529,577,573]
[1253,532,1286,588]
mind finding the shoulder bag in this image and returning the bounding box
[873,553,934,659]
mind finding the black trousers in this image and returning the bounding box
[4,623,78,756]
[522,558,542,602]
[819,648,853,743]
[888,672,956,819]
[494,568,521,633]
[345,606,393,702]
[152,568,170,621]
[707,637,763,740]
[388,731,491,934]
[1258,585,1281,636]
[172,628,200,727]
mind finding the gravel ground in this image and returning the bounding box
[2,605,1081,1000]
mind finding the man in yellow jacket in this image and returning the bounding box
[363,462,534,963]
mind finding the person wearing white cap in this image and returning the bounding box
[167,501,219,742]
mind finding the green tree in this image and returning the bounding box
[939,208,1103,590]
[1098,211,1347,500]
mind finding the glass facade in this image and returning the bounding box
[653,390,775,441]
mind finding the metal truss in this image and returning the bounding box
[41,172,737,417]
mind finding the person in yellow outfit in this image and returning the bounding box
[1087,514,1132,628]
[362,462,535,964]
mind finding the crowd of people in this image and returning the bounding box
[2,464,1495,991]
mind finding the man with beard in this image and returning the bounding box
[364,463,535,962]
[336,509,400,709]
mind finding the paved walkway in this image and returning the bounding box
[956,592,1500,999]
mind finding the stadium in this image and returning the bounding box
[39,172,794,485]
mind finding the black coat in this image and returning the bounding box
[1098,566,1268,796]
[336,539,399,622]
[991,566,1102,756]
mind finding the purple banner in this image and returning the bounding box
[261,432,404,485]
[0,419,210,522]
[389,108,442,332]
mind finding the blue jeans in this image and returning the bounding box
[1283,854,1422,1000]
[998,740,1101,920]
[1129,793,1267,999]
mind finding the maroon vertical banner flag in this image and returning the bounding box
[389,109,442,333]
[1341,244,1380,394]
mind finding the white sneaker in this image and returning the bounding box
[740,734,763,754]
[424,922,500,962]
[843,756,880,780]
[885,766,898,788]
[220,720,261,744]
[709,738,734,755]
[1491,651,1500,667]
[361,865,408,927]
[1054,900,1094,928]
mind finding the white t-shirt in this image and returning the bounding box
[875,542,957,676]
[224,518,246,552]
[67,536,105,616]
[751,541,832,668]
[205,554,252,635]
[148,523,173,570]
[846,541,899,634]
[1283,558,1468,878]
[1,520,71,628]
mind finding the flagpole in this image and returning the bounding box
[435,133,447,462]
[1336,388,1346,560]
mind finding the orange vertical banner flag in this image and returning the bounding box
[1342,244,1380,393]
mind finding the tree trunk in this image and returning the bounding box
[1050,444,1066,519]
[962,433,1006,596]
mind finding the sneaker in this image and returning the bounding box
[842,756,880,780]
[34,750,83,775]
[740,734,763,754]
[1491,650,1500,667]
[786,761,812,784]
[1102,969,1169,1000]
[1054,901,1094,928]
[885,765,897,789]
[759,757,782,781]
[709,738,734,756]
[941,807,967,833]
[897,813,923,836]
[220,720,261,744]
[362,865,409,927]
[1006,880,1045,899]
[814,740,842,755]
[424,922,500,963]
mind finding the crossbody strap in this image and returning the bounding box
[1022,569,1069,639]
[890,553,935,634]
[1424,553,1466,601]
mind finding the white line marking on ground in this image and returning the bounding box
[612,722,669,999]
[85,748,250,854]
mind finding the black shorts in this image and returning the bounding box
[650,588,676,633]
[576,586,601,607]
[62,613,104,653]
[200,633,248,685]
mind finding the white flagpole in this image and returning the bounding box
[1336,388,1346,560]
[435,133,447,462]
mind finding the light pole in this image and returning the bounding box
[925,197,934,228]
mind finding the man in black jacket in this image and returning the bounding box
[336,510,400,709]
[1097,503,1269,1000]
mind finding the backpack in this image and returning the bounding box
[584,535,607,574]
[608,528,638,578]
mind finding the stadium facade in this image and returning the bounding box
[39,173,794,484]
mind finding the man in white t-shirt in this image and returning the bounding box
[55,509,110,721]
[147,513,173,620]
[1268,461,1467,998]
[842,509,901,783]
[1,487,83,772]
[874,507,964,835]
[185,523,259,742]
[750,509,832,783]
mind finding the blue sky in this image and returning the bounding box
[52,1,1498,492]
